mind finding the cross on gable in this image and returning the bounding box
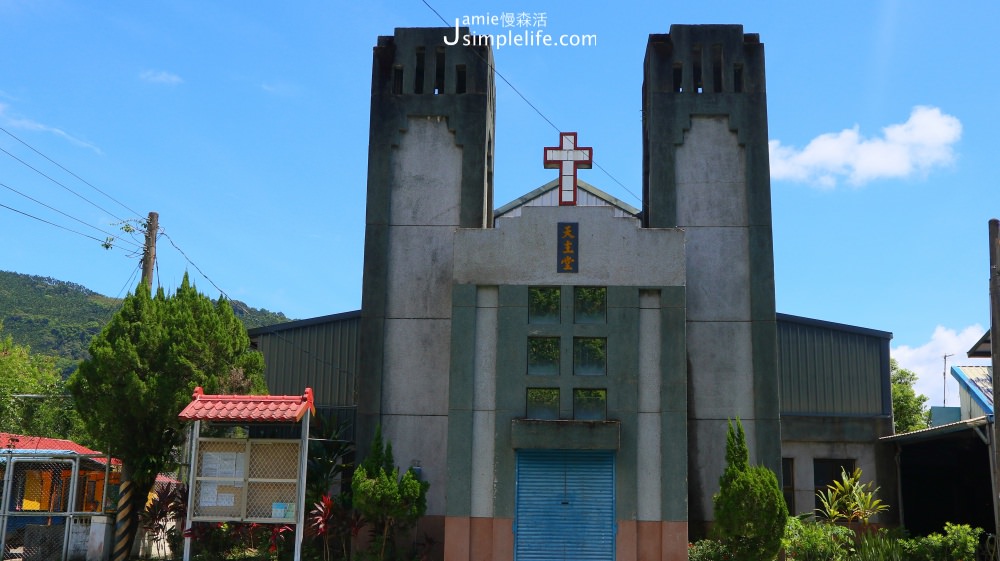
[544,132,592,206]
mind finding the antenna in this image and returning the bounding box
[943,353,954,406]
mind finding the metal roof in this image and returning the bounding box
[0,432,108,457]
[880,415,991,443]
[494,179,640,220]
[247,310,360,337]
[968,329,992,358]
[776,313,893,340]
[951,365,994,414]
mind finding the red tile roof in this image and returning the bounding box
[0,432,120,467]
[0,432,107,456]
[177,387,315,423]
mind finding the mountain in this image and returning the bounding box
[0,270,292,375]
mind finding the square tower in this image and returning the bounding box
[358,27,496,540]
[642,24,781,535]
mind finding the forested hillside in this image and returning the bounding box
[0,270,291,376]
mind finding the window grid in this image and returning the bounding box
[525,286,609,420]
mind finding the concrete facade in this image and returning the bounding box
[345,23,895,561]
[642,25,780,534]
[358,27,495,526]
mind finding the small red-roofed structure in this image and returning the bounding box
[178,388,314,561]
[178,387,315,423]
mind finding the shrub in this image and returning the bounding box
[782,516,854,561]
[899,523,983,561]
[688,539,731,561]
[815,467,888,526]
[351,425,430,561]
[713,419,788,561]
[854,529,902,561]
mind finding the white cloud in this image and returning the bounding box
[891,324,990,412]
[0,102,102,154]
[140,70,183,85]
[260,82,300,96]
[769,106,962,188]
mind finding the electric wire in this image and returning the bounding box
[159,230,232,302]
[0,126,143,219]
[0,180,142,249]
[419,0,640,204]
[0,144,127,223]
[0,201,121,247]
[101,262,143,325]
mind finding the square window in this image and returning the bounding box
[526,388,560,419]
[573,389,607,420]
[813,458,855,511]
[573,337,606,376]
[527,337,560,376]
[574,286,606,324]
[529,287,561,324]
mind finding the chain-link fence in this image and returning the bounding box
[1,452,119,561]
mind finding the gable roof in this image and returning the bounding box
[0,432,107,456]
[178,387,315,423]
[951,365,993,415]
[494,179,640,221]
[968,329,992,358]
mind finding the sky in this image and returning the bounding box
[0,1,996,408]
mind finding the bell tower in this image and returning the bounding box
[642,24,781,535]
[358,26,496,539]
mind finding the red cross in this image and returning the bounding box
[544,132,592,206]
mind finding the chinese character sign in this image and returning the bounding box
[558,222,579,273]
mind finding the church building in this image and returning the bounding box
[250,23,897,561]
[359,23,777,561]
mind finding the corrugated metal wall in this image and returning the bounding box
[777,316,889,416]
[251,313,360,407]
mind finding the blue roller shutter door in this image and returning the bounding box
[515,449,616,561]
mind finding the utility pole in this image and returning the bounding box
[140,211,159,291]
[943,353,953,406]
[989,218,1000,540]
[113,210,157,561]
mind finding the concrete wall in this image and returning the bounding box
[782,441,881,518]
[643,26,780,532]
[359,27,496,524]
[782,414,898,524]
[446,205,687,560]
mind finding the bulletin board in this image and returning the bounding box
[190,438,301,523]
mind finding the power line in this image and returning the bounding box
[0,145,127,223]
[418,0,640,203]
[159,230,231,302]
[0,181,142,250]
[0,126,143,219]
[0,201,121,247]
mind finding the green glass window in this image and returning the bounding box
[574,286,606,324]
[527,337,560,376]
[573,337,606,376]
[529,287,561,324]
[573,389,607,420]
[527,388,560,419]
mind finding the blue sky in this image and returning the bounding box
[1,1,995,406]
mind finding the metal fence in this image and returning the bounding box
[1,452,117,561]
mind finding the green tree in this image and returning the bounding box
[713,418,788,561]
[352,425,429,561]
[67,274,265,557]
[891,358,929,433]
[0,326,84,440]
